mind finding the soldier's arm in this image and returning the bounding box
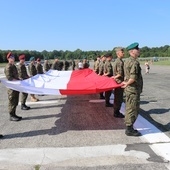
[5,66,14,81]
[122,78,135,88]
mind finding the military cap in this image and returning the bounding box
[105,52,112,58]
[127,42,139,51]
[37,58,41,62]
[83,56,87,59]
[54,56,58,59]
[100,54,106,58]
[19,54,25,60]
[7,52,14,59]
[115,47,124,52]
[29,56,35,61]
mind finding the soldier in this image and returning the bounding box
[122,42,143,136]
[63,60,70,71]
[17,54,31,110]
[111,47,125,118]
[36,58,43,74]
[82,57,89,69]
[43,57,51,72]
[98,55,106,99]
[104,53,113,107]
[71,59,76,70]
[94,55,100,74]
[28,57,39,102]
[51,57,60,70]
[4,52,22,121]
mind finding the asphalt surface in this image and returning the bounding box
[0,63,170,170]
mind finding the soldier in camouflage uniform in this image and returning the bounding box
[104,53,113,107]
[17,54,31,110]
[111,47,125,118]
[4,52,22,121]
[94,55,100,74]
[122,42,143,136]
[71,59,76,70]
[82,57,89,69]
[36,58,43,74]
[51,57,61,70]
[98,55,106,99]
[28,57,39,102]
[43,57,51,72]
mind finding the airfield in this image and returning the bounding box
[0,64,170,170]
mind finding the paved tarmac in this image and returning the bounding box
[0,64,170,170]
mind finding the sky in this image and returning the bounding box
[0,0,170,52]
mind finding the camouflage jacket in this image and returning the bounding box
[124,57,143,93]
[104,60,113,77]
[17,63,29,80]
[36,63,43,74]
[98,61,105,75]
[94,60,100,74]
[51,61,60,70]
[4,63,19,81]
[113,58,124,84]
[43,62,51,72]
[28,63,37,76]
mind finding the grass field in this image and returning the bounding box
[140,60,170,66]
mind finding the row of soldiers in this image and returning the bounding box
[93,42,143,136]
[0,42,143,138]
[3,53,79,123]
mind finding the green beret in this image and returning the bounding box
[29,56,35,61]
[127,42,139,51]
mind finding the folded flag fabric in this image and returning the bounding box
[1,68,122,95]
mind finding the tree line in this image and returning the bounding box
[0,45,170,62]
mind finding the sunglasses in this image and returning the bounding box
[9,55,15,59]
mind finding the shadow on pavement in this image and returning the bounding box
[140,108,170,132]
[3,94,126,139]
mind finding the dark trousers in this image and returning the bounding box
[113,87,124,113]
[8,89,19,114]
[105,90,112,104]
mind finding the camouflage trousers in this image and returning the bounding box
[20,92,28,105]
[8,89,19,113]
[125,91,140,126]
[113,87,124,113]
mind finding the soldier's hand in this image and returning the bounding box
[121,81,128,88]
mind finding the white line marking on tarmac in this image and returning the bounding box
[19,100,59,105]
[92,94,170,162]
[0,145,150,166]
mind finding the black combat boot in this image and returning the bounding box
[125,125,141,136]
[105,102,113,107]
[114,110,125,118]
[21,104,31,110]
[100,93,105,99]
[0,134,4,139]
[10,112,22,121]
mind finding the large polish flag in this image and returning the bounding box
[1,69,122,95]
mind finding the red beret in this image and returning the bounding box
[37,58,41,62]
[7,52,12,59]
[19,54,25,60]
